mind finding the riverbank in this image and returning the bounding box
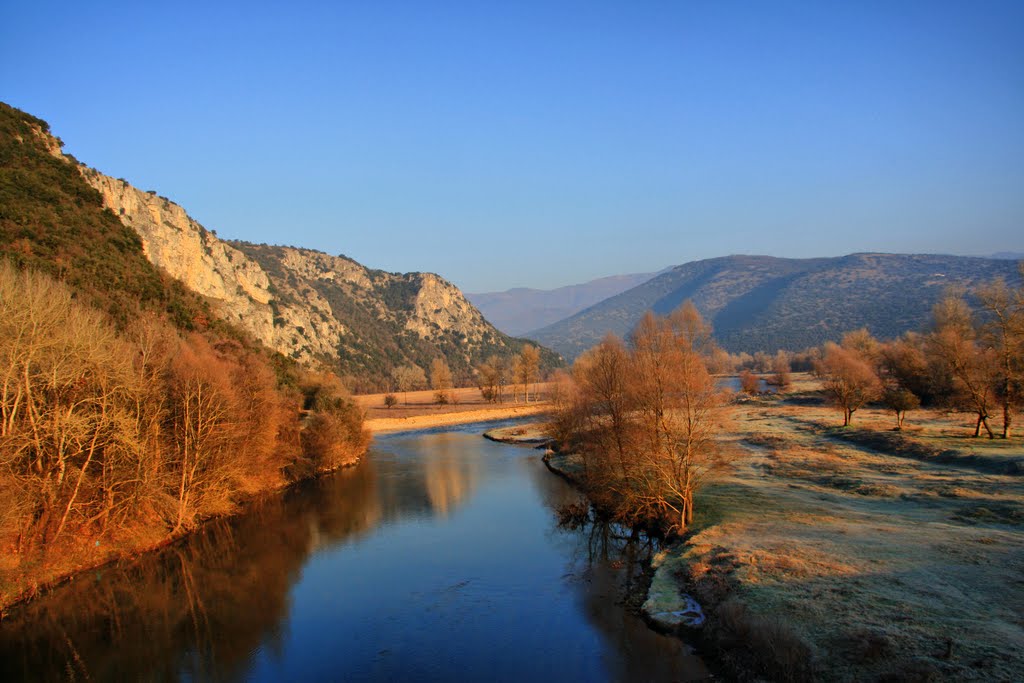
[1,396,551,613]
[482,423,553,446]
[541,382,1024,681]
[0,452,365,616]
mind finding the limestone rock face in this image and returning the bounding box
[79,167,534,384]
[84,172,294,353]
[408,273,491,342]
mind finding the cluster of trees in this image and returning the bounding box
[813,275,1023,436]
[0,263,368,559]
[728,349,818,374]
[382,344,544,407]
[548,303,727,534]
[738,351,792,394]
[475,345,542,404]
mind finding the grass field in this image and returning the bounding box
[646,375,1024,681]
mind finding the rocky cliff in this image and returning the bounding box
[80,169,553,390]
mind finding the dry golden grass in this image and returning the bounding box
[357,383,554,434]
[356,383,553,417]
[654,374,1024,681]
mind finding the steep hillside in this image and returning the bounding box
[0,102,217,331]
[530,254,1023,360]
[231,242,555,388]
[1,101,556,391]
[71,149,551,392]
[467,270,662,336]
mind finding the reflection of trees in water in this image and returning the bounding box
[0,438,702,682]
[422,444,479,518]
[524,456,703,681]
[565,518,703,681]
[0,461,381,682]
[0,440,484,682]
[374,434,480,520]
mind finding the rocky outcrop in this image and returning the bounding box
[85,174,275,315]
[79,166,549,386]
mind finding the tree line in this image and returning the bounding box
[0,263,368,564]
[382,344,544,407]
[808,273,1023,436]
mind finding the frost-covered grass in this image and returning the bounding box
[650,386,1024,681]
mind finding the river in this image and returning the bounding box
[0,422,708,682]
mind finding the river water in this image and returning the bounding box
[0,423,708,682]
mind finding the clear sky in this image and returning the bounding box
[2,1,1022,292]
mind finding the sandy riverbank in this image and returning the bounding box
[366,403,551,434]
[356,383,553,434]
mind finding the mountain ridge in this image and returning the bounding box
[528,252,1023,360]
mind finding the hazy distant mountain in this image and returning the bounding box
[528,253,1023,360]
[468,271,664,336]
[990,251,1024,260]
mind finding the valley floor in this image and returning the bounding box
[643,381,1024,681]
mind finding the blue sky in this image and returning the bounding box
[2,1,1022,292]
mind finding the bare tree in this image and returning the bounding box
[767,350,791,389]
[0,262,371,568]
[815,342,882,426]
[841,327,881,362]
[430,357,453,404]
[976,278,1024,438]
[548,305,727,535]
[515,345,541,403]
[475,355,506,403]
[928,323,999,438]
[738,369,760,394]
[629,311,726,530]
[393,364,427,404]
[881,386,920,430]
[668,300,716,356]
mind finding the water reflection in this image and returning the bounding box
[0,427,704,682]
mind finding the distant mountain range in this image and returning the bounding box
[467,270,664,336]
[528,253,1023,361]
